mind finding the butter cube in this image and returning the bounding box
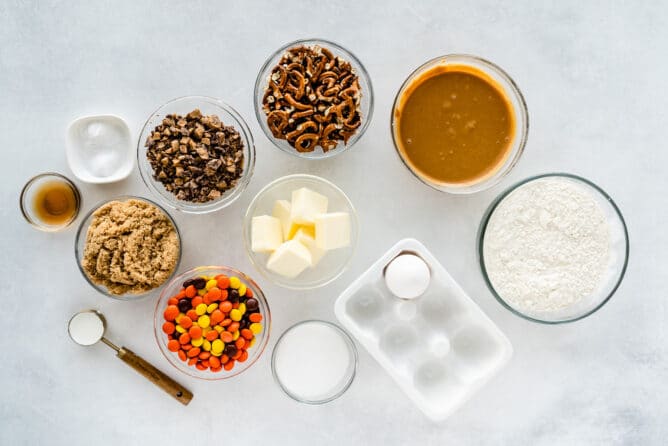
[271,200,292,241]
[266,240,312,278]
[293,227,326,266]
[251,215,283,253]
[315,212,351,250]
[291,188,328,225]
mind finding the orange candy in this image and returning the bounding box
[167,339,180,352]
[211,366,223,372]
[196,363,207,371]
[188,357,198,366]
[186,309,198,321]
[199,351,211,360]
[223,360,235,371]
[221,318,232,327]
[185,285,197,298]
[178,350,187,361]
[168,297,178,305]
[205,330,219,341]
[189,325,202,339]
[164,305,179,321]
[179,333,191,344]
[209,356,221,369]
[216,276,230,289]
[208,288,222,301]
[228,322,240,333]
[187,347,201,358]
[244,288,253,298]
[235,338,245,349]
[210,309,224,325]
[162,322,175,334]
[220,301,232,313]
[179,316,193,329]
[241,329,253,340]
[191,296,203,307]
[238,350,248,362]
[221,331,233,343]
[249,313,262,323]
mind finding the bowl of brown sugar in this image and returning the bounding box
[391,54,528,194]
[75,196,181,300]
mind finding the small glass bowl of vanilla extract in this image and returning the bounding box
[20,173,81,231]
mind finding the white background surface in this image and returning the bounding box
[1,1,665,445]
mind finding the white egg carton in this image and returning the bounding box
[334,238,512,421]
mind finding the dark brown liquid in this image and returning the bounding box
[395,64,515,185]
[32,181,78,225]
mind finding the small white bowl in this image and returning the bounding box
[66,115,134,183]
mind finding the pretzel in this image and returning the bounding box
[261,45,363,153]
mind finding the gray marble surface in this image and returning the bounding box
[1,1,666,444]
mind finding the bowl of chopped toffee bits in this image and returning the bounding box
[254,39,373,158]
[138,96,255,214]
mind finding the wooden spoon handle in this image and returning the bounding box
[117,347,193,405]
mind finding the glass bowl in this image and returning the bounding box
[243,174,359,289]
[391,54,529,194]
[478,173,629,324]
[153,266,271,380]
[20,172,81,231]
[74,195,182,301]
[254,38,374,159]
[271,320,357,404]
[137,96,255,214]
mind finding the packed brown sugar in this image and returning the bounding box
[394,64,515,185]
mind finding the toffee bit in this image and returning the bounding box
[145,109,244,203]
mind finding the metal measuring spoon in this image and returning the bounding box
[68,310,193,405]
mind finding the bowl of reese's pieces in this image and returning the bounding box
[138,96,255,214]
[154,266,271,379]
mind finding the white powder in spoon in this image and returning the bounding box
[68,311,105,346]
[482,177,611,313]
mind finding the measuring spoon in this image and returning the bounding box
[68,310,193,405]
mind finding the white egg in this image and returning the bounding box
[384,254,431,299]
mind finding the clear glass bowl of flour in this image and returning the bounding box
[478,173,629,324]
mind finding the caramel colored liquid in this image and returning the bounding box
[395,64,515,185]
[32,181,78,225]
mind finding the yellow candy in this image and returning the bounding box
[175,313,185,324]
[191,337,203,347]
[206,279,218,290]
[249,337,256,347]
[211,339,224,354]
[175,325,186,334]
[202,340,211,351]
[249,323,263,334]
[207,303,218,313]
[214,325,223,333]
[202,327,210,335]
[230,309,242,322]
[238,302,246,315]
[229,276,241,289]
[198,288,207,296]
[238,284,247,297]
[211,350,222,357]
[195,303,207,316]
[198,315,211,328]
[232,330,240,341]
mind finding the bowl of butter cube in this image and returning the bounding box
[243,174,359,289]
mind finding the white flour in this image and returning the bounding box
[483,177,610,313]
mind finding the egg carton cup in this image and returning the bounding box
[334,238,512,422]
